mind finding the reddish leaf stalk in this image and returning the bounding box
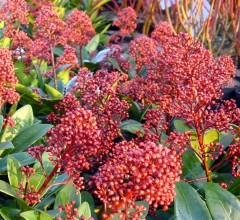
[37,164,59,195]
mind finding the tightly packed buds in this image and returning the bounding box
[30,38,51,62]
[151,22,174,46]
[11,31,32,62]
[228,138,240,177]
[0,48,20,107]
[34,6,66,46]
[129,36,156,72]
[31,94,102,190]
[65,10,95,47]
[55,45,79,70]
[17,166,41,205]
[148,33,236,117]
[101,44,131,72]
[72,69,130,152]
[91,141,182,218]
[2,115,15,129]
[113,7,137,39]
[0,0,29,37]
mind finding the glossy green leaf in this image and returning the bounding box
[54,184,81,209]
[0,105,34,143]
[174,180,212,220]
[205,182,240,219]
[11,124,52,153]
[14,60,32,86]
[78,202,91,218]
[0,207,21,220]
[108,57,122,72]
[0,141,14,151]
[20,210,52,220]
[7,157,26,188]
[181,150,206,190]
[120,120,144,134]
[86,34,100,53]
[81,191,94,207]
[57,70,70,85]
[0,152,36,173]
[45,84,63,99]
[92,48,110,63]
[174,119,192,133]
[228,177,240,196]
[0,180,21,199]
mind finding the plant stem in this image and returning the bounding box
[194,124,212,182]
[37,164,59,195]
[50,44,57,89]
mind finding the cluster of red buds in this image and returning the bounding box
[0,48,20,108]
[0,0,29,37]
[17,166,41,205]
[91,141,182,218]
[72,69,130,153]
[65,9,95,47]
[113,7,137,39]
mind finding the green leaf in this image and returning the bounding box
[0,115,3,131]
[0,141,14,151]
[0,105,34,143]
[57,70,69,85]
[54,184,81,209]
[20,210,52,220]
[53,47,63,56]
[32,63,44,89]
[174,119,192,133]
[78,202,91,218]
[86,34,100,53]
[65,76,77,94]
[92,48,110,63]
[0,152,36,173]
[7,157,26,188]
[0,207,21,220]
[56,64,72,74]
[181,150,207,190]
[14,61,32,87]
[174,180,212,220]
[120,120,144,134]
[0,180,21,199]
[0,37,11,48]
[92,0,110,10]
[45,84,63,99]
[108,57,122,72]
[81,191,94,207]
[11,124,52,153]
[228,178,240,196]
[205,182,240,219]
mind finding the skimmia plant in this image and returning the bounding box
[0,1,240,220]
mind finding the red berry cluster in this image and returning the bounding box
[91,141,182,218]
[113,7,137,39]
[17,166,41,205]
[129,36,156,72]
[31,94,103,190]
[72,69,130,152]
[0,48,20,107]
[65,9,95,47]
[0,0,28,37]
